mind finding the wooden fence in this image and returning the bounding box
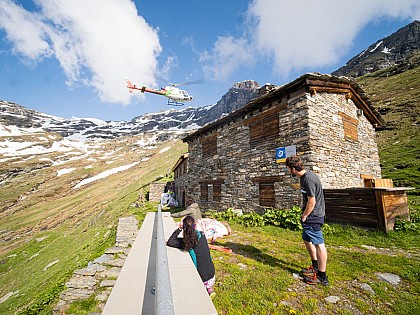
[324,187,412,233]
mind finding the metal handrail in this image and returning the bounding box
[155,204,174,315]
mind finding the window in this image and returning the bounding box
[339,112,358,141]
[213,183,221,202]
[259,182,275,207]
[249,114,279,146]
[200,183,208,201]
[202,134,217,157]
[243,105,284,147]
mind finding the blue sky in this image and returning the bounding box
[0,0,419,121]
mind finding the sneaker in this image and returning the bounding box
[207,288,216,299]
[303,273,329,286]
[301,265,317,276]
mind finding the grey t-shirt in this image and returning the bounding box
[300,170,325,224]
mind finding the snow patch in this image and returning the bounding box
[381,47,392,54]
[57,168,76,176]
[73,162,140,189]
[370,41,383,53]
[159,146,171,153]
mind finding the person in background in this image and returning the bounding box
[166,215,216,298]
[285,156,329,286]
[171,198,202,220]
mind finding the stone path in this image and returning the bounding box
[53,216,139,315]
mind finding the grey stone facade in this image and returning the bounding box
[172,153,189,207]
[177,73,383,213]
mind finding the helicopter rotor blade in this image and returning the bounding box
[171,79,205,87]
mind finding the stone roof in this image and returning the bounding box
[183,73,383,142]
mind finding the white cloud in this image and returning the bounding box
[0,0,161,104]
[0,0,52,61]
[200,36,255,81]
[201,0,420,79]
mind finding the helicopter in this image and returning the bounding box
[125,77,202,106]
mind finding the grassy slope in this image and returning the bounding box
[0,138,187,314]
[356,59,420,189]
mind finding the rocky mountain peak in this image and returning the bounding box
[232,80,260,89]
[333,20,420,77]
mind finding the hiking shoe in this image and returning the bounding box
[207,288,216,299]
[301,265,317,276]
[303,274,329,286]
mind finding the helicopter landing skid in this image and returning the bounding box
[167,99,184,106]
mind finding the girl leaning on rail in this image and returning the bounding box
[166,215,216,298]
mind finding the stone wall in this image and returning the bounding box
[149,183,166,202]
[173,178,187,207]
[303,92,381,188]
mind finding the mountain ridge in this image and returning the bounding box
[333,20,420,77]
[0,80,260,141]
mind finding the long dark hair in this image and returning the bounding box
[182,215,199,251]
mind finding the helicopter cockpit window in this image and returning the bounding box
[182,91,188,97]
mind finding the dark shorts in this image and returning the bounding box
[302,225,325,245]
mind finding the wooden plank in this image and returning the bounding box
[200,183,208,201]
[327,215,378,223]
[326,205,376,212]
[326,208,377,218]
[252,176,283,183]
[199,179,224,184]
[242,104,286,126]
[259,182,275,207]
[324,188,376,195]
[325,198,376,204]
[213,183,221,202]
[200,133,218,143]
[375,178,394,188]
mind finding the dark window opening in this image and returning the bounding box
[259,182,275,207]
[200,183,208,201]
[213,183,221,202]
[202,135,217,157]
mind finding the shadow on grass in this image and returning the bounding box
[221,241,302,274]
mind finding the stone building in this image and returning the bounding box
[172,153,189,207]
[176,73,383,212]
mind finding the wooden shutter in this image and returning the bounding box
[202,134,217,157]
[244,106,282,147]
[259,182,275,207]
[339,112,358,141]
[200,183,208,201]
[213,183,221,202]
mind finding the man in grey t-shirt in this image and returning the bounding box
[286,156,329,286]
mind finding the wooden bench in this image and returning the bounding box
[102,212,217,315]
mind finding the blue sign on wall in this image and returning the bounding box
[276,147,286,162]
[276,145,296,163]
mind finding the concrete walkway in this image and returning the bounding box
[102,212,217,315]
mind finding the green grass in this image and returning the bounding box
[66,296,98,315]
[209,221,420,315]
